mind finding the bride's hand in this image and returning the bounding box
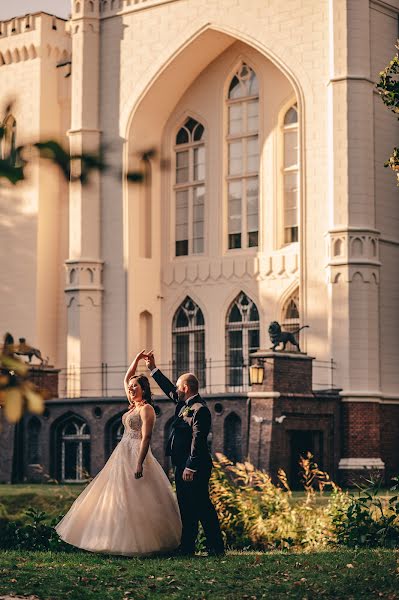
[135,463,143,479]
[134,349,147,362]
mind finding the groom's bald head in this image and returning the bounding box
[176,373,199,395]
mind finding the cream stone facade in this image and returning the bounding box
[1,0,399,484]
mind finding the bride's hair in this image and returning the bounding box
[129,375,154,406]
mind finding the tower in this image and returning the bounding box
[65,0,103,397]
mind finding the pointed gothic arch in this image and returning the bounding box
[51,412,91,482]
[172,296,206,388]
[226,291,260,389]
[226,62,260,250]
[174,115,206,256]
[281,287,300,350]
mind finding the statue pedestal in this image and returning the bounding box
[250,351,314,394]
[28,365,60,399]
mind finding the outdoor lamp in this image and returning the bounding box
[249,360,264,385]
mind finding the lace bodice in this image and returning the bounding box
[121,408,143,442]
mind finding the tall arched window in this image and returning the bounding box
[27,417,41,464]
[226,63,259,250]
[282,104,298,244]
[226,291,260,388]
[172,296,206,388]
[281,289,300,350]
[60,417,90,482]
[224,412,242,462]
[1,115,17,165]
[174,117,205,256]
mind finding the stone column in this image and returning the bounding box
[327,0,384,482]
[65,0,103,397]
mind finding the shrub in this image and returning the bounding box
[331,476,399,548]
[0,507,75,552]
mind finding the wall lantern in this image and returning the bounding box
[249,360,264,385]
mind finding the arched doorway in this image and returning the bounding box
[223,412,242,463]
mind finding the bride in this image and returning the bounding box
[55,351,182,556]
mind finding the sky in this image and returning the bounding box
[0,0,70,21]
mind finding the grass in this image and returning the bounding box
[0,484,85,521]
[0,549,398,599]
[0,484,394,521]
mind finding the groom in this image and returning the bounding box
[145,351,224,557]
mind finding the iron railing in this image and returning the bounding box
[57,358,337,398]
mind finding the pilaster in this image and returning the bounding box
[65,0,103,397]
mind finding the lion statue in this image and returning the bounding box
[14,337,45,364]
[268,321,309,352]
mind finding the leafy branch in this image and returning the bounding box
[376,41,399,184]
[0,334,44,424]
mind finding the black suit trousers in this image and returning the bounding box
[174,465,224,553]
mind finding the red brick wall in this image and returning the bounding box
[29,367,59,399]
[257,355,313,394]
[341,402,381,457]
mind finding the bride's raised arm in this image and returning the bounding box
[123,350,147,398]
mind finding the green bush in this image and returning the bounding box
[209,454,399,551]
[0,507,75,552]
[1,460,398,553]
[331,476,399,548]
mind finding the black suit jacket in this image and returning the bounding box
[152,369,212,471]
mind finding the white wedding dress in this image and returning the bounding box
[55,407,182,556]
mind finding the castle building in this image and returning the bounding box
[0,0,398,486]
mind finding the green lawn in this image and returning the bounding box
[0,549,397,599]
[0,484,85,521]
[0,484,395,521]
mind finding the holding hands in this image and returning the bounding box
[132,349,156,371]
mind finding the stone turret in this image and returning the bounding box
[65,0,103,397]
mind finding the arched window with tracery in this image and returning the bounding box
[281,290,300,350]
[172,296,206,388]
[226,291,260,388]
[226,63,259,250]
[1,115,17,165]
[59,417,90,482]
[282,104,299,244]
[224,412,242,462]
[174,117,205,256]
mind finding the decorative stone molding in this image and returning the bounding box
[0,44,38,65]
[338,458,385,470]
[325,228,381,284]
[64,259,104,293]
[162,253,299,286]
[0,43,71,67]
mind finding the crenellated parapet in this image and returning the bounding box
[72,0,183,18]
[325,227,381,284]
[0,13,71,68]
[0,13,67,37]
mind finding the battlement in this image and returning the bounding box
[72,0,181,18]
[0,13,70,68]
[0,12,67,38]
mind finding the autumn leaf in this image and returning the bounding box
[3,387,24,422]
[24,385,44,415]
